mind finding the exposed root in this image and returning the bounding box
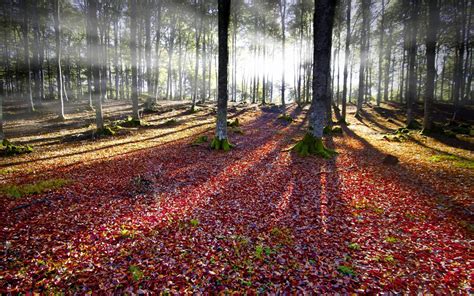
[210,137,234,151]
[291,133,337,158]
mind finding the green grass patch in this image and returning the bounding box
[384,236,399,244]
[348,242,361,251]
[384,255,396,263]
[190,219,199,227]
[337,265,356,276]
[0,178,70,198]
[129,265,144,281]
[428,153,474,169]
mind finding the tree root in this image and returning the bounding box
[210,137,233,151]
[291,133,337,158]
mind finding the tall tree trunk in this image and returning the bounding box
[423,0,439,131]
[279,0,287,110]
[304,0,336,152]
[22,0,34,112]
[405,0,420,126]
[154,0,162,101]
[376,0,385,106]
[88,0,103,129]
[356,0,369,117]
[383,25,393,103]
[341,0,351,121]
[211,0,231,150]
[53,0,65,119]
[451,0,466,119]
[129,0,140,120]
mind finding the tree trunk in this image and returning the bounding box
[279,0,287,110]
[88,0,104,129]
[129,0,140,120]
[22,0,35,112]
[356,0,369,116]
[423,0,439,130]
[376,0,385,106]
[53,0,65,119]
[341,0,351,121]
[211,0,231,150]
[406,0,420,126]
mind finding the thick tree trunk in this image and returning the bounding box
[310,0,336,138]
[383,25,393,103]
[423,0,439,131]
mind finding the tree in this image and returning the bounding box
[356,0,369,117]
[292,0,336,158]
[341,0,351,121]
[210,0,232,151]
[278,0,287,110]
[129,0,140,120]
[88,0,104,129]
[22,0,34,112]
[53,0,65,120]
[376,0,385,106]
[405,0,419,127]
[423,0,439,131]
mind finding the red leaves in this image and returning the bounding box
[0,109,471,293]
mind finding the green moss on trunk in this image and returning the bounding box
[210,137,233,151]
[291,133,337,158]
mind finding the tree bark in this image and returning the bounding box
[129,0,140,120]
[88,0,104,129]
[405,0,420,126]
[53,0,65,119]
[423,0,439,130]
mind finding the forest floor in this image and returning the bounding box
[0,100,473,293]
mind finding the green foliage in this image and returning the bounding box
[255,245,264,259]
[337,265,356,276]
[291,133,337,158]
[429,154,474,169]
[190,219,199,227]
[384,255,395,263]
[278,114,293,123]
[385,236,399,244]
[0,139,33,156]
[0,178,70,198]
[129,265,144,281]
[348,242,361,251]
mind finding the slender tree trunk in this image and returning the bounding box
[356,0,369,116]
[22,0,35,112]
[279,0,287,110]
[451,0,466,119]
[129,0,140,119]
[406,0,420,126]
[423,0,439,130]
[88,0,103,129]
[341,0,351,121]
[53,0,65,119]
[376,0,385,106]
[154,0,162,101]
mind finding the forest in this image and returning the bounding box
[0,0,472,293]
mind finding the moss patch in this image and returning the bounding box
[0,139,33,156]
[210,137,233,151]
[429,153,474,169]
[291,133,337,158]
[0,178,71,198]
[227,118,240,127]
